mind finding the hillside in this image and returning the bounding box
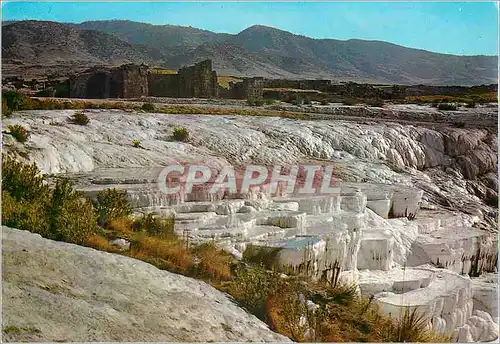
[71,20,232,57]
[1,20,156,65]
[227,25,498,84]
[2,20,498,85]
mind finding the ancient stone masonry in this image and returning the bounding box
[69,64,148,99]
[148,74,180,97]
[263,79,332,91]
[148,60,219,98]
[177,60,218,98]
[121,64,149,98]
[243,77,264,101]
[224,77,264,101]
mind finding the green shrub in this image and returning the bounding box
[142,103,155,112]
[7,124,29,143]
[52,196,97,244]
[264,99,277,105]
[1,156,51,236]
[303,97,312,105]
[1,154,49,202]
[2,98,12,117]
[1,157,96,243]
[437,103,457,111]
[1,190,51,237]
[2,91,25,113]
[172,127,189,142]
[93,188,132,227]
[225,264,282,319]
[320,99,329,105]
[68,112,90,125]
[132,213,175,239]
[243,245,283,270]
[132,139,142,148]
[47,179,97,244]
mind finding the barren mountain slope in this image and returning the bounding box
[3,20,497,84]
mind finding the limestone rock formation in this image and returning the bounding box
[2,227,290,342]
[2,106,498,342]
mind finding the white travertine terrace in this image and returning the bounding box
[3,109,498,342]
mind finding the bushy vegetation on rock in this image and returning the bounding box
[1,155,96,244]
[172,127,189,142]
[7,124,30,143]
[93,188,132,227]
[132,139,142,148]
[68,112,90,125]
[141,102,155,112]
[2,91,25,115]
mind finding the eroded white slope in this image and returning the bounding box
[2,226,290,342]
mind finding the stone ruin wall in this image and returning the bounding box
[68,65,148,99]
[262,79,497,100]
[148,74,180,97]
[69,71,93,98]
[263,79,332,91]
[121,64,149,98]
[223,77,264,100]
[45,60,500,100]
[243,77,264,101]
[177,60,218,98]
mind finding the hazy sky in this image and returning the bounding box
[2,1,498,56]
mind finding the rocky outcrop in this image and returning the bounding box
[2,227,289,342]
[3,108,496,223]
[2,107,498,343]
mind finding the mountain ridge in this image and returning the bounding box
[2,19,498,85]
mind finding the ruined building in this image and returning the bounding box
[68,59,267,101]
[178,60,218,98]
[148,60,218,98]
[224,77,264,101]
[69,64,149,99]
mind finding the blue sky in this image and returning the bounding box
[2,1,498,56]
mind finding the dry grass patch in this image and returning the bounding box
[106,217,134,238]
[129,235,193,274]
[191,243,234,281]
[218,76,243,89]
[18,95,313,121]
[84,234,120,253]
